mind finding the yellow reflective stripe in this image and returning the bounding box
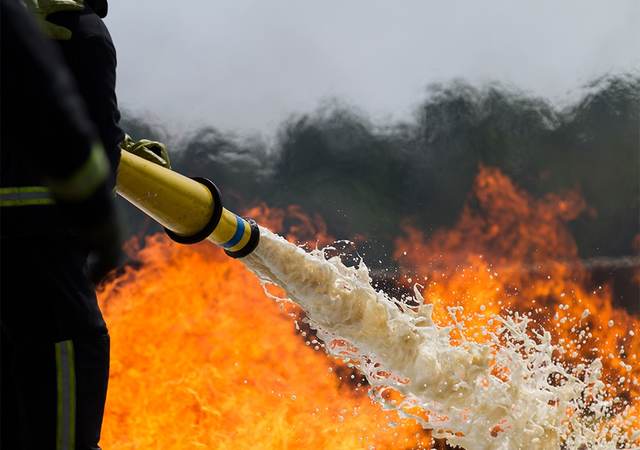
[0,198,55,206]
[0,186,55,206]
[55,340,76,450]
[0,186,49,194]
[48,143,110,202]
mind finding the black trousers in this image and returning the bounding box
[1,236,110,450]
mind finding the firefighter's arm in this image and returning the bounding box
[49,160,124,285]
[7,1,123,283]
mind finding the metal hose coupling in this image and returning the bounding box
[164,177,260,258]
[116,150,260,258]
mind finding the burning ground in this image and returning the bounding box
[98,164,638,449]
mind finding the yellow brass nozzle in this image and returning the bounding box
[116,150,259,258]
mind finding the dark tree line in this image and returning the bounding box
[118,74,640,308]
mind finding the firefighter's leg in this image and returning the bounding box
[74,332,110,450]
[1,237,110,449]
[4,334,109,450]
[5,338,58,449]
[1,329,22,449]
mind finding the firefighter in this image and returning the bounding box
[0,0,166,448]
[0,0,121,448]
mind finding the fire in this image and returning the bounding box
[243,203,335,247]
[98,165,638,448]
[395,166,639,438]
[98,236,429,449]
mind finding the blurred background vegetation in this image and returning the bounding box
[119,74,640,310]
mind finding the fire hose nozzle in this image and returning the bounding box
[116,150,260,258]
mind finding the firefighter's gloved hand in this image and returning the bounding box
[84,212,124,286]
[44,140,122,284]
[121,135,171,169]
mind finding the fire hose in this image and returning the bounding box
[116,150,260,258]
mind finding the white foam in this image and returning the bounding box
[244,227,637,449]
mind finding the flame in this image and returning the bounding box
[395,166,639,437]
[243,203,335,247]
[98,235,429,449]
[99,165,638,448]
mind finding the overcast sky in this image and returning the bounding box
[106,0,640,135]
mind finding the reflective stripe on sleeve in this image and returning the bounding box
[55,340,76,450]
[48,142,110,202]
[0,186,54,206]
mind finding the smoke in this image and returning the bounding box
[118,74,640,309]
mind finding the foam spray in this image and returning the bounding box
[244,228,637,449]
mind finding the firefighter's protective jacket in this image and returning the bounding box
[0,0,124,237]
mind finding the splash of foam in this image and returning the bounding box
[244,228,637,449]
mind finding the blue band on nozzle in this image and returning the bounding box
[225,219,260,259]
[222,215,245,249]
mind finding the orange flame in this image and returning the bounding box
[98,235,429,449]
[395,166,639,433]
[99,166,638,448]
[244,203,334,247]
